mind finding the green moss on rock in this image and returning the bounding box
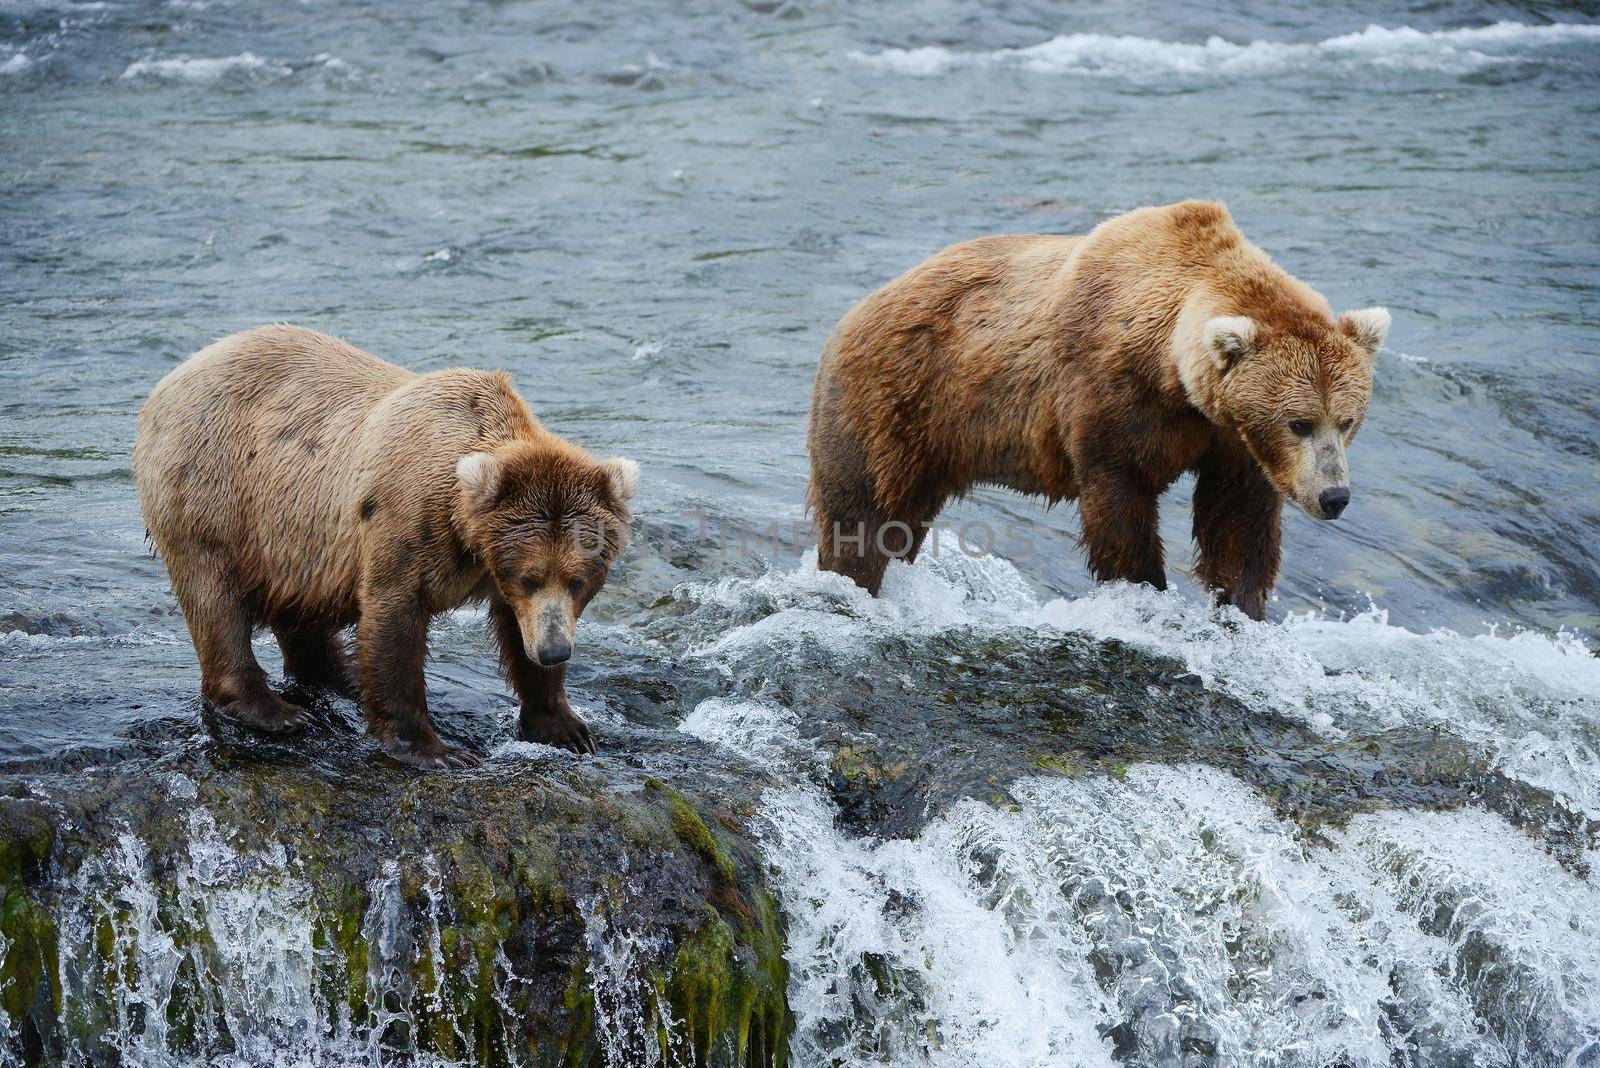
[0,884,57,1028]
[0,800,53,881]
[0,750,793,1067]
[647,778,738,885]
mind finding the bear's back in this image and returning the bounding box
[135,326,431,618]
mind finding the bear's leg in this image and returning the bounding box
[273,619,358,699]
[815,502,896,595]
[1077,471,1167,591]
[168,551,310,734]
[489,600,595,755]
[355,591,479,769]
[814,480,944,596]
[1192,449,1282,622]
[902,512,937,565]
[809,394,906,595]
[817,502,947,594]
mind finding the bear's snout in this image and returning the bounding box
[524,615,575,667]
[515,594,578,669]
[536,640,572,667]
[1318,486,1350,519]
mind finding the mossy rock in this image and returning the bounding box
[0,799,53,881]
[0,732,790,1067]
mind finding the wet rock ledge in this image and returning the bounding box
[2,610,1592,1066]
[0,720,790,1067]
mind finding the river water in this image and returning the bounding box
[2,1,1599,1065]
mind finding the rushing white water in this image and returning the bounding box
[36,788,722,1067]
[53,798,343,1067]
[682,550,1600,817]
[851,21,1600,79]
[1033,585,1600,820]
[581,896,682,1068]
[684,715,1600,1065]
[0,626,184,652]
[16,550,1598,1066]
[675,551,1600,1067]
[46,792,476,1067]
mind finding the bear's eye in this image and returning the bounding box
[1288,419,1314,437]
[1339,418,1354,433]
[522,576,542,592]
[567,578,585,597]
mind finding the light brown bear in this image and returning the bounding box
[133,324,639,767]
[807,201,1389,620]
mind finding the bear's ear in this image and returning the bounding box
[1338,306,1390,359]
[600,457,640,505]
[1203,315,1256,373]
[455,451,502,510]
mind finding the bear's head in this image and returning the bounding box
[1191,307,1389,520]
[455,444,639,666]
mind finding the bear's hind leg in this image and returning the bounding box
[815,501,894,595]
[809,388,903,595]
[168,550,310,735]
[815,495,943,596]
[273,619,358,699]
[809,421,943,595]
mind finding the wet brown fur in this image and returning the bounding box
[807,201,1385,619]
[133,324,636,766]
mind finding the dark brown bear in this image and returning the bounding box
[807,201,1389,619]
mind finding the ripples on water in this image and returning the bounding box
[2,0,1598,1064]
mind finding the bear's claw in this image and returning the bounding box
[518,709,596,756]
[382,737,481,770]
[218,694,312,735]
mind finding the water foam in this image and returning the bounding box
[679,695,824,770]
[0,934,16,1068]
[850,21,1600,79]
[120,52,291,83]
[581,897,678,1068]
[674,550,1600,1061]
[681,683,1600,1068]
[674,551,1600,818]
[0,625,184,653]
[1034,587,1600,815]
[1339,806,1600,1060]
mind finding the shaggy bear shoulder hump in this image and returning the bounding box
[395,367,539,440]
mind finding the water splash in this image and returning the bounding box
[685,679,1600,1067]
[851,21,1600,79]
[357,860,415,1063]
[32,809,706,1067]
[175,808,325,1062]
[673,543,1600,1066]
[1342,807,1600,1061]
[56,833,186,1067]
[580,896,681,1068]
[671,552,1600,818]
[119,52,291,83]
[0,932,16,1068]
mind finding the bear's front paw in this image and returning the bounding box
[518,706,596,756]
[381,734,481,770]
[217,693,312,735]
